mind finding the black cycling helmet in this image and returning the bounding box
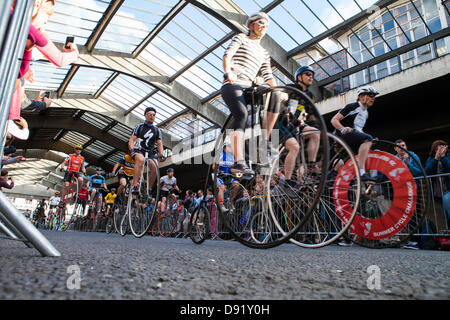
[167,168,174,173]
[294,65,315,82]
[96,167,102,171]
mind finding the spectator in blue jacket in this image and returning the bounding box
[425,140,449,229]
[394,139,422,177]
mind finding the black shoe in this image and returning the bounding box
[231,162,254,176]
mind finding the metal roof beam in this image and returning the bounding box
[24,113,128,152]
[132,1,188,58]
[86,0,125,52]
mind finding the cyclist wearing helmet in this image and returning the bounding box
[159,167,180,214]
[331,85,379,181]
[87,167,107,210]
[60,144,86,205]
[221,11,286,175]
[104,188,117,217]
[274,65,322,191]
[128,106,165,195]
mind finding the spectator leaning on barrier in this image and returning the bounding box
[394,139,422,177]
[425,140,450,230]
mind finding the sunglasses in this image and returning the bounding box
[146,112,156,116]
[303,72,314,77]
[255,20,268,27]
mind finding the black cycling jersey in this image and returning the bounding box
[132,121,162,152]
[285,83,316,126]
[335,102,369,133]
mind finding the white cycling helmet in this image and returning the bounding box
[246,12,270,28]
[357,85,379,96]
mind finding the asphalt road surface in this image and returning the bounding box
[0,230,448,301]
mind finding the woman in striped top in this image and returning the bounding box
[221,12,284,175]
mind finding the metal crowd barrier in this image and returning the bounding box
[0,1,60,257]
[423,172,450,236]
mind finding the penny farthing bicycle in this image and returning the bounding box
[210,84,329,249]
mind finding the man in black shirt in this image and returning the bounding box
[128,107,165,194]
[331,85,379,181]
[274,65,321,189]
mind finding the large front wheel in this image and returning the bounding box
[128,158,160,238]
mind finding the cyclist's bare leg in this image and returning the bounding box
[263,111,279,140]
[61,182,69,200]
[302,126,320,163]
[358,141,373,171]
[161,197,167,214]
[118,177,127,196]
[132,153,145,187]
[148,159,157,189]
[284,137,299,180]
[90,189,97,204]
[230,130,245,162]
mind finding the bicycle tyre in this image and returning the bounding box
[189,205,210,244]
[128,158,160,238]
[344,140,431,249]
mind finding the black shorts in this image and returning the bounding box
[106,203,114,208]
[64,171,81,182]
[132,149,158,159]
[50,204,58,209]
[161,189,178,198]
[76,199,87,207]
[336,130,373,154]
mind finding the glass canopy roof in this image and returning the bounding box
[17,0,449,190]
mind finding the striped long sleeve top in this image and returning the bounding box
[222,33,274,87]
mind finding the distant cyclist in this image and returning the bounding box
[48,191,60,212]
[104,188,117,217]
[159,168,180,214]
[331,85,379,181]
[87,167,107,209]
[128,106,165,195]
[112,153,135,198]
[60,145,86,205]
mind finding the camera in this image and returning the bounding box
[44,91,50,98]
[65,36,74,49]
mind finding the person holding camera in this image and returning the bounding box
[21,85,52,111]
[0,169,14,191]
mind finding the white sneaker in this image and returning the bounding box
[403,241,419,250]
[338,241,351,247]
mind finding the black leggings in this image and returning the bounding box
[221,83,282,131]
